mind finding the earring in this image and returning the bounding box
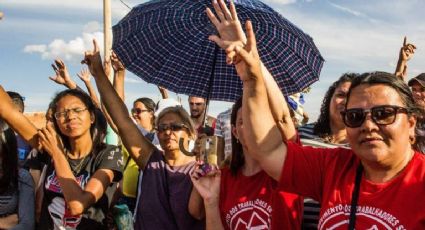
[410,135,416,145]
[236,138,239,143]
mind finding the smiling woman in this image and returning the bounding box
[243,70,425,229]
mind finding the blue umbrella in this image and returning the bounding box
[112,0,324,102]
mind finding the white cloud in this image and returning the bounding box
[23,22,104,62]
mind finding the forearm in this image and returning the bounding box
[0,214,18,229]
[0,86,39,148]
[261,63,296,141]
[83,81,101,109]
[51,152,94,215]
[92,70,152,169]
[204,199,224,230]
[100,103,119,135]
[113,70,125,101]
[242,77,282,157]
[395,59,407,80]
[188,188,205,220]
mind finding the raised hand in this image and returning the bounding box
[190,162,221,202]
[77,68,91,84]
[227,21,262,83]
[37,124,64,157]
[207,0,246,64]
[110,51,125,72]
[399,36,416,62]
[81,39,106,78]
[50,59,77,89]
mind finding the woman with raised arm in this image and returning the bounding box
[0,86,123,230]
[189,1,302,229]
[82,40,204,229]
[233,18,425,228]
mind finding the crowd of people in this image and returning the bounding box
[0,0,424,229]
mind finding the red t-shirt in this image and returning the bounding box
[280,141,425,229]
[219,168,303,230]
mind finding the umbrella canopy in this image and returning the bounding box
[112,0,324,101]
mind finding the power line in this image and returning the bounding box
[118,0,132,10]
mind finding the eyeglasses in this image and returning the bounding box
[157,123,188,133]
[54,107,88,120]
[131,108,150,115]
[341,105,409,128]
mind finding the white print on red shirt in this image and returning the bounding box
[225,198,273,230]
[318,204,406,230]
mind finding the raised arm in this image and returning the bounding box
[49,59,78,89]
[158,86,169,99]
[77,68,101,108]
[110,51,126,101]
[207,0,295,141]
[394,36,416,80]
[0,86,39,148]
[82,40,154,170]
[232,21,287,181]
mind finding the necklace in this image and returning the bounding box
[66,150,91,175]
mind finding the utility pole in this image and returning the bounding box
[103,0,119,144]
[103,0,112,81]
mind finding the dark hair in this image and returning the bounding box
[314,73,359,137]
[230,97,243,176]
[346,72,419,114]
[7,91,25,112]
[0,123,18,193]
[347,72,425,152]
[134,97,156,127]
[51,89,106,157]
[134,97,156,112]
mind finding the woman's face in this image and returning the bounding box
[54,95,93,138]
[329,81,352,129]
[157,112,190,153]
[232,108,246,147]
[132,101,154,130]
[411,82,425,108]
[346,84,416,166]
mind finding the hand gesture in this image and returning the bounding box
[207,0,246,64]
[110,51,125,72]
[81,39,106,78]
[37,124,64,157]
[77,68,91,84]
[190,162,221,202]
[50,59,76,88]
[399,36,416,62]
[227,21,262,83]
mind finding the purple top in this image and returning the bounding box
[134,149,204,230]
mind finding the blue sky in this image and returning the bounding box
[1,0,424,121]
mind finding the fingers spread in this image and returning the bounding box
[218,0,232,20]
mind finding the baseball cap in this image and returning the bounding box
[408,73,425,87]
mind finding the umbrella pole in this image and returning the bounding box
[202,45,219,131]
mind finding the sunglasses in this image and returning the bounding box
[341,105,409,128]
[157,123,188,133]
[132,108,151,115]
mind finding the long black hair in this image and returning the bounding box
[313,73,359,137]
[0,121,18,193]
[230,98,243,176]
[50,89,107,157]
